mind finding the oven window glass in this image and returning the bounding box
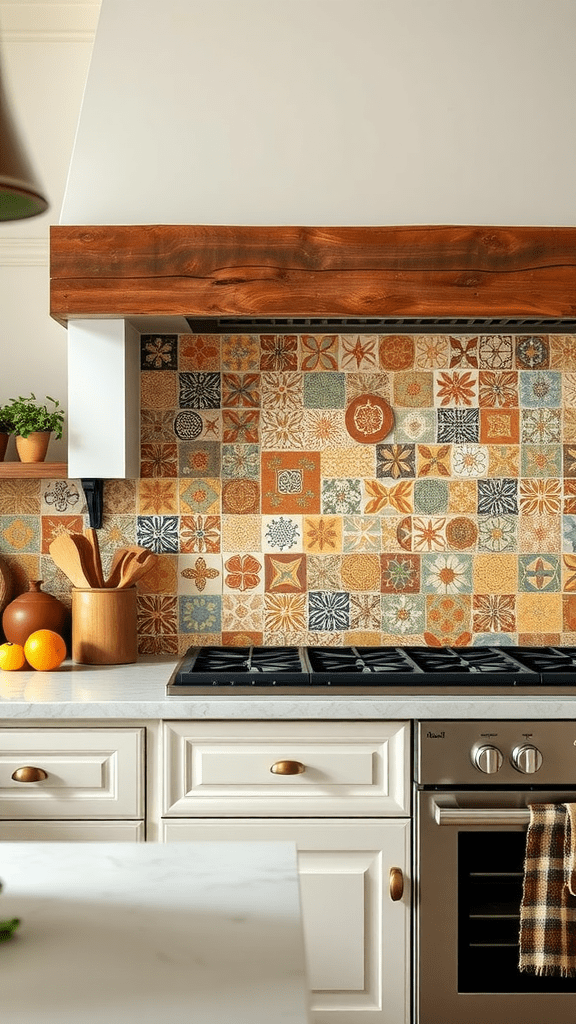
[458,831,576,993]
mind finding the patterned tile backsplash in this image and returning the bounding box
[2,331,576,652]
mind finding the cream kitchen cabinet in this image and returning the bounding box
[161,720,411,1024]
[0,727,145,841]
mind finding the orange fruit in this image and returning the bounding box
[0,641,26,671]
[24,630,67,671]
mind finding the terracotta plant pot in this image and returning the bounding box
[15,430,51,463]
[0,431,8,462]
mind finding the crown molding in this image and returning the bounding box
[0,2,100,42]
[0,236,49,265]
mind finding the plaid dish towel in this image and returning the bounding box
[519,803,576,976]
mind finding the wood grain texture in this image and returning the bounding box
[0,462,68,479]
[50,225,576,322]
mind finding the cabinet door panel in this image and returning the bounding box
[0,821,145,841]
[163,817,410,1024]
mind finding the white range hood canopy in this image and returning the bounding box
[61,0,576,227]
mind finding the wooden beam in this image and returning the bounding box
[50,225,576,324]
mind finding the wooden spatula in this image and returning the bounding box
[83,527,105,588]
[49,534,95,589]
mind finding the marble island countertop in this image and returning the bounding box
[1,656,576,720]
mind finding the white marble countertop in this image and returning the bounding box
[1,656,576,719]
[0,841,310,1024]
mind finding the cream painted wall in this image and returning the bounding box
[0,1,100,461]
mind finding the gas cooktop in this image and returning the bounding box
[166,645,576,695]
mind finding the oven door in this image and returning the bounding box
[415,789,576,1024]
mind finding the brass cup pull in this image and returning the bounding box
[389,867,404,902]
[270,760,305,775]
[11,766,48,783]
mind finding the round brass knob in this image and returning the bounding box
[389,867,404,902]
[270,760,305,775]
[11,766,48,783]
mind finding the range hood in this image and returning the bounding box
[51,0,576,332]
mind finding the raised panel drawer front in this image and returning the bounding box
[0,728,144,819]
[163,721,409,817]
[0,822,145,841]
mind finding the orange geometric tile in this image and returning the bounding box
[221,334,260,371]
[179,335,221,371]
[416,444,451,477]
[222,631,264,646]
[517,592,562,634]
[261,452,320,514]
[393,371,434,407]
[138,479,178,514]
[41,514,84,553]
[302,515,342,553]
[300,334,339,371]
[137,553,178,594]
[447,480,477,513]
[518,478,561,516]
[340,553,381,591]
[450,336,478,368]
[222,478,260,515]
[488,445,520,477]
[264,553,306,593]
[140,371,178,409]
[379,335,415,371]
[479,408,520,444]
[473,554,518,594]
[478,370,518,407]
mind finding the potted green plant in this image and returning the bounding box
[0,405,14,462]
[7,393,65,463]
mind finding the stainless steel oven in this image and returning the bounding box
[415,720,576,1024]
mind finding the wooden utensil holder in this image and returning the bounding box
[72,587,137,664]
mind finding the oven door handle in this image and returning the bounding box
[433,803,530,826]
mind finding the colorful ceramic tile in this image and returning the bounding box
[447,479,477,513]
[264,553,306,593]
[340,334,379,371]
[179,478,220,514]
[473,553,518,594]
[140,335,177,371]
[563,595,576,631]
[222,631,264,647]
[381,553,420,593]
[300,334,339,371]
[416,444,451,477]
[303,410,348,450]
[449,336,478,368]
[179,371,221,408]
[40,479,84,516]
[349,593,381,631]
[565,481,576,516]
[346,372,391,402]
[379,335,415,371]
[382,593,425,635]
[322,478,362,515]
[141,443,178,477]
[0,479,41,515]
[550,336,576,370]
[322,445,374,477]
[137,553,178,595]
[472,594,516,633]
[519,554,560,593]
[413,478,448,515]
[179,594,222,634]
[303,372,346,408]
[0,515,40,553]
[137,593,178,634]
[422,552,473,595]
[488,445,520,477]
[223,553,263,594]
[178,334,221,371]
[562,516,576,552]
[221,478,260,515]
[342,516,381,553]
[520,408,561,443]
[445,515,478,551]
[383,516,407,552]
[412,517,447,552]
[477,478,518,516]
[414,335,449,369]
[308,591,350,631]
[263,593,306,635]
[424,594,472,642]
[136,515,179,553]
[138,479,179,515]
[41,514,84,553]
[221,372,261,407]
[479,408,520,444]
[141,409,177,443]
[520,514,561,554]
[377,443,415,479]
[179,514,221,554]
[478,515,518,552]
[223,409,259,443]
[516,592,561,633]
[261,452,320,514]
[345,393,394,444]
[139,633,179,655]
[564,444,576,478]
[519,478,561,516]
[178,441,221,479]
[260,335,298,371]
[478,335,513,369]
[140,371,177,409]
[262,515,302,552]
[521,444,561,477]
[221,443,260,480]
[396,516,413,551]
[515,335,549,369]
[305,554,342,590]
[97,514,137,553]
[563,373,576,407]
[260,371,303,409]
[395,408,435,444]
[191,411,222,440]
[302,516,342,554]
[451,444,489,477]
[222,593,264,633]
[172,410,203,441]
[222,514,262,552]
[436,408,479,443]
[364,479,413,515]
[260,409,306,450]
[393,371,434,407]
[478,370,518,407]
[221,334,260,371]
[434,369,478,407]
[340,553,381,591]
[562,553,576,593]
[519,370,561,408]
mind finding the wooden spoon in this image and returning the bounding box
[83,527,105,588]
[49,534,95,589]
[105,546,152,588]
[116,551,158,589]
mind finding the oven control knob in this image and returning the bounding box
[473,745,504,774]
[511,744,543,774]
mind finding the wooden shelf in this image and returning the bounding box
[0,462,68,478]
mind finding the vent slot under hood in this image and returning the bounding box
[185,316,576,334]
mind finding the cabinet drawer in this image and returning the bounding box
[0,728,144,819]
[163,721,409,817]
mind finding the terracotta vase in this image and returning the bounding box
[15,430,51,463]
[2,580,69,647]
[0,431,8,462]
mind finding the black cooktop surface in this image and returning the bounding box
[166,645,576,694]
